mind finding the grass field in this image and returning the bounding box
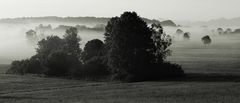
[0,74,239,103]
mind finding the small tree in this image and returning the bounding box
[26,29,38,44]
[45,51,70,76]
[36,35,64,62]
[183,32,190,40]
[217,28,224,34]
[82,39,104,64]
[63,27,82,59]
[201,35,212,46]
[176,29,183,34]
[226,28,232,34]
[71,39,109,79]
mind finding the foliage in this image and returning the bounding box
[36,35,64,62]
[45,51,79,77]
[104,12,184,81]
[82,39,104,64]
[217,28,224,34]
[150,23,172,63]
[63,27,82,59]
[176,29,183,34]
[8,12,184,82]
[26,29,38,44]
[105,12,156,80]
[78,39,109,79]
[201,35,212,45]
[74,61,109,79]
[7,57,44,75]
[183,32,190,40]
[226,28,232,34]
[134,62,184,81]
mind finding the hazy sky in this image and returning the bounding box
[0,0,239,21]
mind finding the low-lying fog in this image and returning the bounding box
[0,23,104,64]
[1,23,240,74]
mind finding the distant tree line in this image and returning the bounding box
[216,28,240,34]
[8,12,184,82]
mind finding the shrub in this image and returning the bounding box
[24,57,44,74]
[125,62,185,82]
[6,57,44,75]
[7,60,28,75]
[44,51,80,77]
[73,61,109,79]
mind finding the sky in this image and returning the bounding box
[0,0,239,21]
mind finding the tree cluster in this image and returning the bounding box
[8,12,184,82]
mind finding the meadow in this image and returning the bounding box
[0,72,239,103]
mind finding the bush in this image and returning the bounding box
[24,57,44,74]
[6,57,44,75]
[124,62,185,82]
[7,60,27,75]
[45,51,80,77]
[73,61,109,80]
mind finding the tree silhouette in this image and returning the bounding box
[150,23,172,63]
[183,32,190,40]
[105,12,155,80]
[176,29,183,34]
[82,39,104,64]
[201,35,212,46]
[217,28,224,34]
[226,28,232,34]
[63,27,82,59]
[36,35,64,62]
[26,29,38,44]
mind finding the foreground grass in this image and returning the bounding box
[0,74,240,103]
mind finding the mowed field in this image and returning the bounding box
[0,74,240,103]
[0,32,240,103]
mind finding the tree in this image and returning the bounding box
[183,32,190,40]
[45,51,71,76]
[176,29,183,34]
[150,23,172,63]
[36,35,64,62]
[201,35,212,46]
[105,12,155,80]
[26,29,38,44]
[232,29,240,34]
[63,27,82,59]
[217,28,224,34]
[226,28,232,34]
[82,39,104,64]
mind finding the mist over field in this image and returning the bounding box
[0,0,240,102]
[0,22,105,64]
[1,20,240,75]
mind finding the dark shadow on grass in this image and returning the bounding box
[156,73,240,82]
[0,96,48,100]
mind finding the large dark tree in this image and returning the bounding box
[105,12,155,80]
